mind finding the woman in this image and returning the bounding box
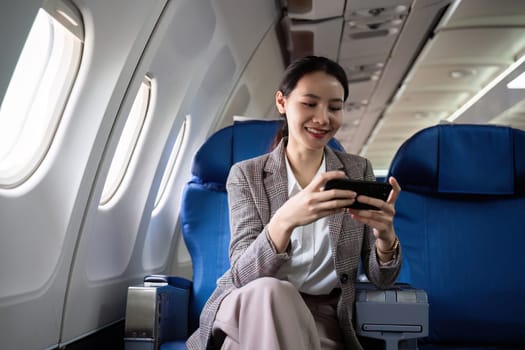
[187,56,402,350]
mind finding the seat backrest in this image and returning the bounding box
[387,124,525,347]
[180,119,343,332]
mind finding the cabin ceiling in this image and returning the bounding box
[281,0,525,172]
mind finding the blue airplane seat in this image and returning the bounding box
[387,124,525,349]
[181,119,281,335]
[159,119,343,350]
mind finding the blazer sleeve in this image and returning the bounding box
[226,162,290,288]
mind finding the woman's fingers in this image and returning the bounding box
[352,194,394,215]
[307,170,346,191]
[387,176,401,204]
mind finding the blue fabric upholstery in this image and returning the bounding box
[387,124,525,349]
[181,120,279,334]
[178,119,344,344]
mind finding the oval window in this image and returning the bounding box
[100,76,152,205]
[0,0,83,188]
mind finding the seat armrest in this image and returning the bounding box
[355,282,428,350]
[124,275,192,350]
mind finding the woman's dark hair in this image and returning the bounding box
[271,56,349,149]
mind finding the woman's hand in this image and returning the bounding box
[348,176,402,253]
[267,170,357,252]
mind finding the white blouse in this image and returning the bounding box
[274,154,338,295]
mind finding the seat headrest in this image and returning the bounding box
[388,124,525,195]
[191,120,280,185]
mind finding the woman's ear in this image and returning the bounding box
[275,90,286,114]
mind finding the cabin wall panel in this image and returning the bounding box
[0,0,167,349]
[59,0,173,344]
[61,0,282,345]
[0,0,283,348]
[212,0,279,67]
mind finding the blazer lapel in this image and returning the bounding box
[325,147,365,260]
[325,147,346,250]
[263,141,289,221]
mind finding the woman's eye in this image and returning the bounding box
[329,106,342,111]
[302,102,316,108]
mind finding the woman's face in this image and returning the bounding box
[276,71,344,152]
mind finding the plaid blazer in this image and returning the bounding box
[187,140,401,349]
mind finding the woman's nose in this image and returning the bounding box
[313,107,330,124]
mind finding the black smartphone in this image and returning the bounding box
[324,179,392,210]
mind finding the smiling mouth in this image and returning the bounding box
[305,127,330,137]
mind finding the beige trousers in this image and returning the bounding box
[211,277,344,350]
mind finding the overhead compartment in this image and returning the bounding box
[286,0,345,20]
[288,17,343,61]
[365,0,525,171]
[280,0,345,62]
[340,0,451,156]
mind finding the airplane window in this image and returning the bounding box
[100,76,152,205]
[0,0,83,188]
[154,117,188,208]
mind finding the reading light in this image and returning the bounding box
[449,68,476,79]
